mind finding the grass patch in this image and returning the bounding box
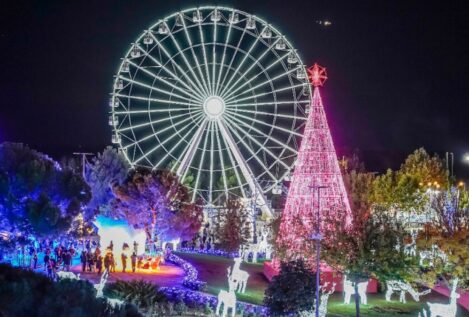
[177,252,469,316]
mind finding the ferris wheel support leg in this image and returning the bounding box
[217,119,273,219]
[176,120,208,179]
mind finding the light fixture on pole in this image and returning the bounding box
[310,185,328,317]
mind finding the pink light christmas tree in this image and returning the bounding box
[276,63,351,265]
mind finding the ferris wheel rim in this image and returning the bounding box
[110,6,312,207]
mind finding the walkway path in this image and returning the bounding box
[69,263,185,287]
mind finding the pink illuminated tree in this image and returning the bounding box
[276,64,351,265]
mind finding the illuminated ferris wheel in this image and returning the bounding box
[109,6,312,215]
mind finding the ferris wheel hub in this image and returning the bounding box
[203,96,225,119]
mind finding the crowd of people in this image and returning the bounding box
[79,241,141,274]
[2,238,170,279]
[43,245,76,279]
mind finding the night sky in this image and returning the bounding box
[1,0,468,178]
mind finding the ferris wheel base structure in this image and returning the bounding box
[108,6,312,215]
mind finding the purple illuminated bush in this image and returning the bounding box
[165,252,206,290]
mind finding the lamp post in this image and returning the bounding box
[310,185,328,317]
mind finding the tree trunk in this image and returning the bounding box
[354,282,360,317]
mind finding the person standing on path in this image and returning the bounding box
[121,252,128,273]
[80,250,87,272]
[96,254,103,274]
[131,252,137,273]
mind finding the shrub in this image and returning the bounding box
[0,264,141,317]
[106,280,167,309]
[174,301,187,315]
[264,259,316,317]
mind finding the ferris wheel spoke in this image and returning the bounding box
[114,107,188,115]
[217,25,248,96]
[179,13,212,95]
[226,108,306,121]
[220,37,282,99]
[118,76,196,104]
[226,109,302,137]
[214,122,229,200]
[223,51,292,101]
[217,118,274,217]
[228,82,308,104]
[117,112,189,133]
[222,118,278,182]
[163,21,209,97]
[225,99,310,108]
[123,113,202,150]
[176,119,209,179]
[217,25,268,97]
[211,16,218,95]
[132,113,204,165]
[147,32,207,99]
[196,11,213,96]
[224,111,298,154]
[126,59,204,103]
[214,10,234,96]
[224,115,290,169]
[153,115,205,169]
[224,66,299,104]
[209,121,215,202]
[113,93,198,109]
[191,121,212,202]
[216,121,247,199]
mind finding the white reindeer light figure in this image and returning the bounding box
[385,280,431,303]
[265,244,273,260]
[231,255,250,293]
[216,268,237,317]
[94,270,109,298]
[107,298,124,309]
[298,282,336,317]
[343,275,368,305]
[319,282,336,317]
[258,231,269,251]
[404,232,417,257]
[57,271,80,280]
[422,278,460,317]
[419,244,447,267]
[93,269,126,310]
[241,243,259,263]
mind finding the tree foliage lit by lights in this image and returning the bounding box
[0,142,91,238]
[323,208,413,316]
[214,198,251,252]
[111,167,202,248]
[399,148,448,188]
[85,146,130,216]
[154,170,203,244]
[323,157,415,317]
[416,187,469,289]
[371,148,448,213]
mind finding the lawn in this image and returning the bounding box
[177,252,469,317]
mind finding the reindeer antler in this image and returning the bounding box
[320,282,329,291]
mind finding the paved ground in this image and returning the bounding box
[69,263,185,287]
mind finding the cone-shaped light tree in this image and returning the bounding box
[276,64,351,265]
